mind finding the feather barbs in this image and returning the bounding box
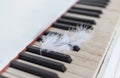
[40,26,92,53]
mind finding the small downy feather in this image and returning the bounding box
[40,26,92,53]
[40,32,71,52]
[69,26,92,47]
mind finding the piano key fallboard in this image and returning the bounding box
[1,0,120,78]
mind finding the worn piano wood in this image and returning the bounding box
[1,0,120,78]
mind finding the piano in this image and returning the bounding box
[0,0,120,78]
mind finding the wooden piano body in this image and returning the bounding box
[0,0,120,78]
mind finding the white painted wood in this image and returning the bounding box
[0,0,78,71]
[97,17,120,78]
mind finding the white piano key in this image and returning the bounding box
[66,7,120,25]
[74,4,103,11]
[2,72,21,78]
[51,11,119,48]
[33,42,99,70]
[106,0,120,12]
[26,50,98,70]
[48,28,109,49]
[34,41,100,62]
[46,5,120,77]
[48,27,107,55]
[50,25,114,56]
[16,59,86,78]
[6,68,41,78]
[65,12,97,21]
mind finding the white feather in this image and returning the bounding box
[40,33,71,52]
[40,26,92,53]
[69,26,92,47]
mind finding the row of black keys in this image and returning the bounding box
[51,0,110,30]
[78,0,109,8]
[6,22,99,77]
[0,0,110,78]
[10,45,71,78]
[69,0,109,18]
[52,1,108,30]
[0,29,94,78]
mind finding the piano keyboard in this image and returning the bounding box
[1,0,120,78]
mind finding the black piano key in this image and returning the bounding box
[43,31,58,35]
[42,31,58,36]
[77,0,107,8]
[72,45,80,52]
[57,18,91,26]
[105,0,110,2]
[38,38,80,52]
[52,22,93,30]
[38,31,81,52]
[26,46,72,63]
[52,22,76,30]
[37,37,42,41]
[68,8,100,18]
[71,7,103,14]
[0,76,6,78]
[37,36,80,52]
[62,15,96,25]
[19,53,66,72]
[10,61,59,78]
[79,0,109,4]
[37,31,62,41]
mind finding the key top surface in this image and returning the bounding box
[10,60,59,78]
[79,0,109,4]
[57,18,89,26]
[62,15,96,25]
[26,46,72,63]
[6,68,41,78]
[0,75,7,78]
[19,53,66,72]
[77,0,107,7]
[52,22,93,30]
[68,8,100,18]
[72,6,103,14]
